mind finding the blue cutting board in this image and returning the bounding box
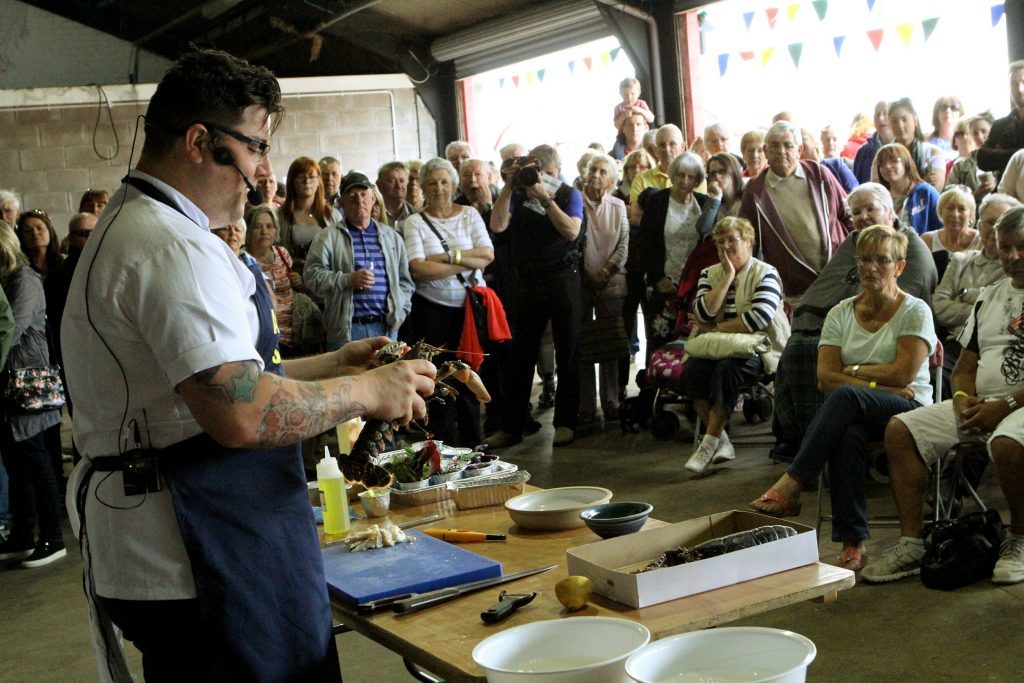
[322,530,503,605]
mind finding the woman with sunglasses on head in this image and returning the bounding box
[751,225,936,573]
[0,225,66,567]
[16,210,63,279]
[277,156,342,272]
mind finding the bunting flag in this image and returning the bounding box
[787,4,799,21]
[812,0,828,21]
[866,0,877,10]
[761,47,775,65]
[511,75,520,88]
[475,83,483,95]
[992,3,1005,26]
[537,68,546,82]
[525,72,535,86]
[498,77,505,89]
[921,17,939,40]
[568,60,575,74]
[740,50,756,61]
[833,35,845,57]
[896,22,913,47]
[583,56,593,71]
[766,8,779,29]
[610,47,621,61]
[743,11,755,30]
[600,51,611,68]
[788,43,803,67]
[867,28,884,51]
[718,53,730,76]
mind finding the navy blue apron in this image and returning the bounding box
[128,177,340,682]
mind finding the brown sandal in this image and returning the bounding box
[837,546,866,572]
[749,488,802,517]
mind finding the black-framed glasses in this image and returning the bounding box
[200,121,271,160]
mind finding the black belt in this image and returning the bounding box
[89,455,127,472]
[352,314,385,324]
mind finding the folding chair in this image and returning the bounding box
[814,344,985,539]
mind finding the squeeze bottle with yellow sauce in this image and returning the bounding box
[316,448,350,535]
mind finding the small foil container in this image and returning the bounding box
[359,488,391,517]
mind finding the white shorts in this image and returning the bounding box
[894,398,1024,464]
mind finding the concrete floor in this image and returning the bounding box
[2,385,1021,682]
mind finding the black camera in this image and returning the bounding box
[502,156,542,190]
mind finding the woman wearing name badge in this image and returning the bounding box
[402,158,494,446]
[751,225,937,572]
[873,143,941,236]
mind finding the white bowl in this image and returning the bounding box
[505,486,613,530]
[625,627,817,683]
[473,616,650,683]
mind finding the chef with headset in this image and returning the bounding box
[61,49,436,682]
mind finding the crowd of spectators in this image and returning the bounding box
[3,59,1024,581]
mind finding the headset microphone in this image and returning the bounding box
[212,146,263,206]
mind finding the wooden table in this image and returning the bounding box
[326,492,854,683]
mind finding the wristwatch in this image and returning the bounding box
[851,365,860,377]
[1007,395,1019,412]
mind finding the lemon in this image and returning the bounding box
[555,576,593,611]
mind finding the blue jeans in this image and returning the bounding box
[326,321,394,351]
[787,385,919,543]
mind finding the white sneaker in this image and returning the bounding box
[712,438,735,464]
[685,440,718,475]
[860,537,925,583]
[993,535,1024,584]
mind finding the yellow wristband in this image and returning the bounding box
[953,391,970,399]
[455,250,462,265]
[869,381,877,390]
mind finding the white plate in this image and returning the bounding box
[505,486,613,530]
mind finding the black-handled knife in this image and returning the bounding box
[390,564,558,614]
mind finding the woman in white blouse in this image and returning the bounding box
[402,157,494,446]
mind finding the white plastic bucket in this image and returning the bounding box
[472,616,651,683]
[625,627,816,683]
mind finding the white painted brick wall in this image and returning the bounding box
[0,89,437,237]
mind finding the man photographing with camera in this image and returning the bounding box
[489,145,584,447]
[62,49,435,681]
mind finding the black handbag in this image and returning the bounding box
[920,510,1005,591]
[579,316,630,364]
[5,365,66,413]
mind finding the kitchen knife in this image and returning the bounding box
[390,564,558,614]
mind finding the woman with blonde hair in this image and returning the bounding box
[928,95,964,159]
[751,225,936,572]
[923,184,980,280]
[0,224,66,567]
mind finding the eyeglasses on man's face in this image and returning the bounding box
[200,121,271,160]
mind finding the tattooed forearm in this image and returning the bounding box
[193,362,260,404]
[256,376,367,447]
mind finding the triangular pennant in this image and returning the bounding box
[610,47,621,61]
[718,53,730,76]
[787,4,799,21]
[474,83,483,95]
[743,11,755,29]
[568,60,575,74]
[740,50,756,61]
[583,56,593,71]
[895,23,913,47]
[511,75,520,88]
[992,3,1006,26]
[499,77,505,89]
[833,35,845,57]
[788,43,803,68]
[600,51,610,68]
[526,72,535,86]
[866,0,876,10]
[537,68,546,82]
[867,28,884,51]
[812,0,828,21]
[921,17,940,41]
[761,47,775,65]
[766,8,779,29]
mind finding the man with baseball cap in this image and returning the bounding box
[304,171,414,348]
